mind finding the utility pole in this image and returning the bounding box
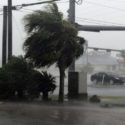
[2,6,7,66]
[69,0,75,23]
[8,0,12,60]
[69,0,76,71]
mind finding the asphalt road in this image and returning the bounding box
[0,102,125,125]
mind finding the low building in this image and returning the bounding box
[76,51,119,73]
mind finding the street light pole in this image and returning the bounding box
[8,0,12,60]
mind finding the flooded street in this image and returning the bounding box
[0,102,125,125]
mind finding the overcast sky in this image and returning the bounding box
[0,0,125,63]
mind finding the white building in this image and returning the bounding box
[76,51,119,73]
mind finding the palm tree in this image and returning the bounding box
[23,3,85,102]
[38,71,56,101]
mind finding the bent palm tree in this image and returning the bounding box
[23,3,85,102]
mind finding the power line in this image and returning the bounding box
[21,8,35,12]
[80,1,125,19]
[56,0,69,3]
[75,0,83,5]
[17,10,32,14]
[104,0,125,3]
[76,19,107,25]
[76,17,125,26]
[84,1,125,12]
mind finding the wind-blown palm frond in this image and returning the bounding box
[24,3,63,34]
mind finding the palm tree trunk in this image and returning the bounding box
[58,67,65,102]
[42,91,49,101]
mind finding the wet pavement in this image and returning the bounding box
[54,84,125,97]
[88,85,125,96]
[0,102,125,125]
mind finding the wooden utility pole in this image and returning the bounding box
[2,6,7,66]
[69,0,76,71]
[8,0,13,60]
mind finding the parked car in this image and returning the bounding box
[91,72,125,85]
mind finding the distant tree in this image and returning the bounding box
[23,3,85,102]
[121,50,125,58]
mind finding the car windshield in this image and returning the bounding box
[106,72,120,77]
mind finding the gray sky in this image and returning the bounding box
[0,0,125,62]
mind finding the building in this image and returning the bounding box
[76,51,119,73]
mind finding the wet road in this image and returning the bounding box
[0,102,125,125]
[88,85,125,96]
[54,85,125,97]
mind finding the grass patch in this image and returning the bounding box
[100,96,125,105]
[100,96,125,99]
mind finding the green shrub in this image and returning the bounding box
[89,95,101,103]
[0,56,56,101]
[38,71,56,101]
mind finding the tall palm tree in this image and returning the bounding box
[23,3,85,102]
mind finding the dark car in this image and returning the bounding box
[91,72,125,85]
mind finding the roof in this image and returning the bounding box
[76,51,119,65]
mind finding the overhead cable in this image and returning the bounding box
[76,17,125,26]
[75,0,83,5]
[84,1,125,12]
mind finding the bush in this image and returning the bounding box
[0,56,56,101]
[38,71,56,101]
[89,95,101,103]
